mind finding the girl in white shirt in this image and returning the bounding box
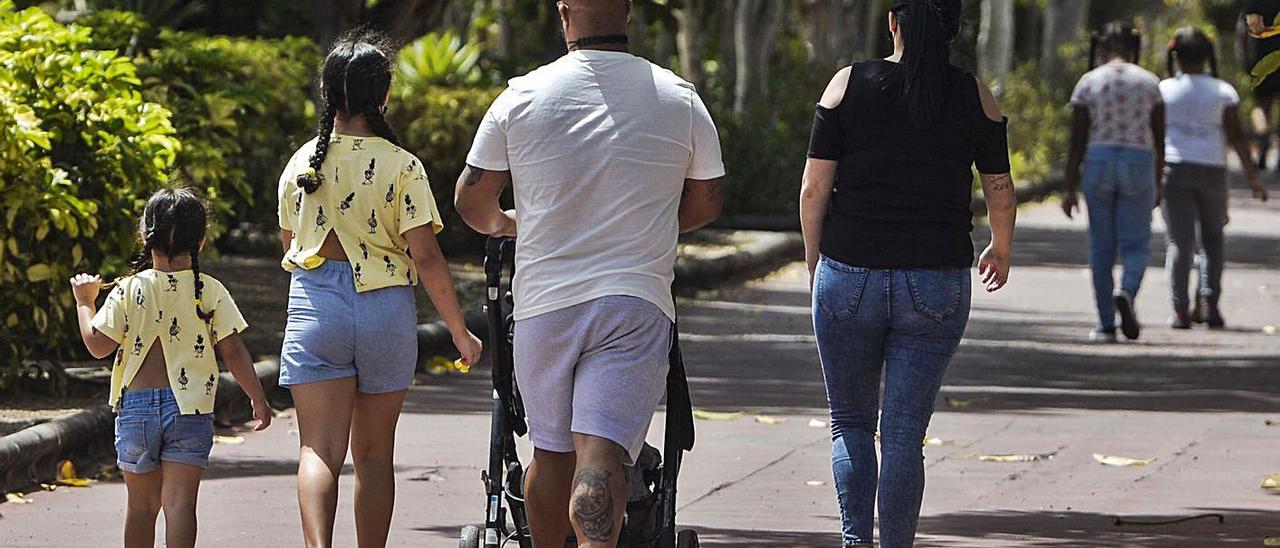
[1159,27,1269,329]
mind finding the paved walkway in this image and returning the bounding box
[2,175,1278,546]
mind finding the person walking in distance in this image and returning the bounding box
[1063,21,1165,342]
[455,1,724,545]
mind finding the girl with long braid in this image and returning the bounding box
[1160,27,1269,329]
[276,31,481,547]
[70,188,271,548]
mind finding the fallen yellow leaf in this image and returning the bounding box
[692,409,742,421]
[808,418,827,428]
[955,453,1055,463]
[1264,325,1277,336]
[754,415,786,425]
[55,460,96,487]
[1093,453,1155,467]
[38,484,57,492]
[1266,419,1278,426]
[213,435,245,445]
[1264,537,1280,546]
[945,397,989,409]
[924,437,954,446]
[5,493,32,504]
[805,480,826,486]
[1262,473,1280,489]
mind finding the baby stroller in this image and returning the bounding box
[458,237,700,548]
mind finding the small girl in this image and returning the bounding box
[275,31,481,546]
[1063,21,1165,343]
[1160,27,1269,329]
[70,188,272,548]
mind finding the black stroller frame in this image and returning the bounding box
[458,237,698,548]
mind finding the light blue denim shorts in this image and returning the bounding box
[280,259,418,393]
[115,387,215,474]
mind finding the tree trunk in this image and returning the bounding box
[805,0,860,67]
[1040,0,1090,66]
[733,0,784,113]
[365,0,450,46]
[862,0,886,59]
[719,3,737,105]
[310,0,362,50]
[674,0,706,90]
[977,0,1014,80]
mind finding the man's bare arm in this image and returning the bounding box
[454,164,516,237]
[678,177,722,233]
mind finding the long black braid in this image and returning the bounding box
[131,188,213,322]
[297,31,400,194]
[1166,26,1219,78]
[889,0,963,130]
[1089,21,1143,70]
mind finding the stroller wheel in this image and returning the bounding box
[459,525,482,548]
[676,529,699,548]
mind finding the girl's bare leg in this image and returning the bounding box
[160,461,204,548]
[122,470,163,548]
[349,388,407,548]
[293,377,358,548]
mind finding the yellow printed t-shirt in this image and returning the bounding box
[91,270,248,415]
[277,134,443,291]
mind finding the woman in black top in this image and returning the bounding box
[800,0,1016,545]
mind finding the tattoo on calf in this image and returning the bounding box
[570,468,614,542]
[985,173,1014,192]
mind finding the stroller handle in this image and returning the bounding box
[484,237,513,297]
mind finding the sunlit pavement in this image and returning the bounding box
[2,174,1278,546]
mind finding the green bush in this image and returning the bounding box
[0,1,179,369]
[81,10,320,234]
[389,85,504,253]
[397,31,484,92]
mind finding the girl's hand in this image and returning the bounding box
[69,274,103,305]
[250,397,272,431]
[453,330,483,366]
[1252,180,1270,202]
[978,244,1010,292]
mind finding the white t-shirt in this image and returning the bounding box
[1070,62,1163,151]
[1159,73,1240,167]
[466,50,726,322]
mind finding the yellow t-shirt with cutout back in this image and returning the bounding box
[91,270,248,415]
[277,134,443,291]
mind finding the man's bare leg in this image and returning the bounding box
[569,434,628,548]
[1251,95,1274,169]
[525,448,576,547]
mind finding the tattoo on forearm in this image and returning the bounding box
[462,166,485,186]
[570,468,614,542]
[985,173,1014,192]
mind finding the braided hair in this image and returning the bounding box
[1089,21,1143,70]
[888,0,963,130]
[130,188,214,322]
[297,31,401,194]
[1166,26,1219,78]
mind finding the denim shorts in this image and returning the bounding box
[115,387,215,474]
[280,259,418,393]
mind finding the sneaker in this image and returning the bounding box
[1170,311,1191,330]
[1113,290,1141,340]
[1205,304,1226,329]
[1090,329,1118,343]
[1190,296,1205,324]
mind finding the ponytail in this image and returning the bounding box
[1165,26,1220,78]
[1089,34,1100,70]
[1093,21,1142,69]
[891,0,962,130]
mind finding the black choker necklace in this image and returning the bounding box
[568,34,629,50]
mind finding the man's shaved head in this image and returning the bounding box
[557,0,631,45]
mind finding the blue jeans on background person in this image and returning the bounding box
[1082,144,1157,332]
[812,256,971,548]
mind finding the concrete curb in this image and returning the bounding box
[0,404,113,494]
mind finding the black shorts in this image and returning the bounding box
[1255,71,1280,101]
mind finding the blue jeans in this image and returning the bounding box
[115,388,215,474]
[812,257,971,547]
[1082,144,1157,331]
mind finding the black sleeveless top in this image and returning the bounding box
[808,60,1010,269]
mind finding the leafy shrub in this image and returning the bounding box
[397,31,484,92]
[388,85,504,253]
[0,1,179,369]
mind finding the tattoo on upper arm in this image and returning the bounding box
[462,166,485,186]
[570,468,614,541]
[984,173,1014,192]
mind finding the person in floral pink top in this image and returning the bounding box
[1062,20,1166,343]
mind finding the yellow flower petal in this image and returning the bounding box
[754,415,786,425]
[692,409,742,421]
[1093,453,1155,467]
[5,492,33,504]
[213,435,245,445]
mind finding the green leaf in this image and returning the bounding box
[26,263,52,282]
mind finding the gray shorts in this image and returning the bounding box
[513,295,672,464]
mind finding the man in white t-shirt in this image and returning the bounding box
[454,1,725,545]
